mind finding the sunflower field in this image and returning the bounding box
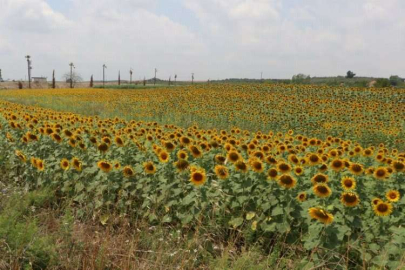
[0,84,405,268]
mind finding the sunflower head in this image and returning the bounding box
[174,159,189,172]
[98,143,109,153]
[392,161,405,172]
[309,207,334,225]
[177,150,188,160]
[349,163,364,175]
[123,166,135,178]
[330,159,345,172]
[341,177,356,190]
[98,160,113,173]
[340,192,360,207]
[267,168,278,180]
[227,150,241,163]
[277,162,291,173]
[311,173,329,185]
[158,150,170,163]
[114,136,125,147]
[297,192,307,202]
[294,166,304,176]
[386,190,400,202]
[308,154,321,165]
[235,160,248,173]
[371,198,383,206]
[373,201,393,217]
[190,168,207,186]
[60,158,70,171]
[15,150,27,163]
[36,159,45,171]
[189,145,203,158]
[72,157,82,171]
[277,174,297,189]
[215,165,229,180]
[313,183,332,198]
[215,154,226,164]
[250,159,264,173]
[374,167,389,180]
[143,161,156,174]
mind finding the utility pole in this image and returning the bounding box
[0,69,3,82]
[118,71,121,86]
[192,73,194,85]
[69,63,75,88]
[174,74,177,85]
[130,68,133,85]
[154,68,157,86]
[103,64,107,88]
[169,76,171,86]
[25,55,32,89]
[52,70,55,88]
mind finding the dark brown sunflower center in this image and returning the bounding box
[280,176,293,185]
[193,173,203,182]
[376,170,386,177]
[317,186,329,194]
[314,175,327,183]
[101,163,111,169]
[344,180,353,187]
[377,204,388,212]
[343,194,357,203]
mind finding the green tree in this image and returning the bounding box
[346,71,356,79]
[292,74,310,84]
[375,78,390,88]
[389,75,403,86]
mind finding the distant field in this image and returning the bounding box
[1,84,404,149]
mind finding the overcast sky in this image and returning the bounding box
[0,0,404,81]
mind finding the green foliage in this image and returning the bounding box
[0,189,56,269]
[292,74,310,84]
[375,78,391,88]
[389,75,404,86]
[346,70,356,78]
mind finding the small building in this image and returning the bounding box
[32,77,47,83]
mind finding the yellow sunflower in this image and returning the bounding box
[190,169,207,186]
[72,157,82,172]
[60,158,70,171]
[123,165,135,178]
[308,207,334,224]
[235,160,248,173]
[158,150,170,163]
[277,174,297,189]
[340,192,360,207]
[267,168,278,180]
[297,192,307,202]
[174,159,189,172]
[250,159,264,173]
[313,183,332,198]
[143,161,157,174]
[386,190,400,202]
[373,167,389,180]
[349,163,364,175]
[311,173,329,185]
[177,150,188,160]
[214,165,229,180]
[330,159,345,172]
[341,177,356,190]
[98,160,113,173]
[373,201,393,217]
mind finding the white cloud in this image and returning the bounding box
[0,0,404,80]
